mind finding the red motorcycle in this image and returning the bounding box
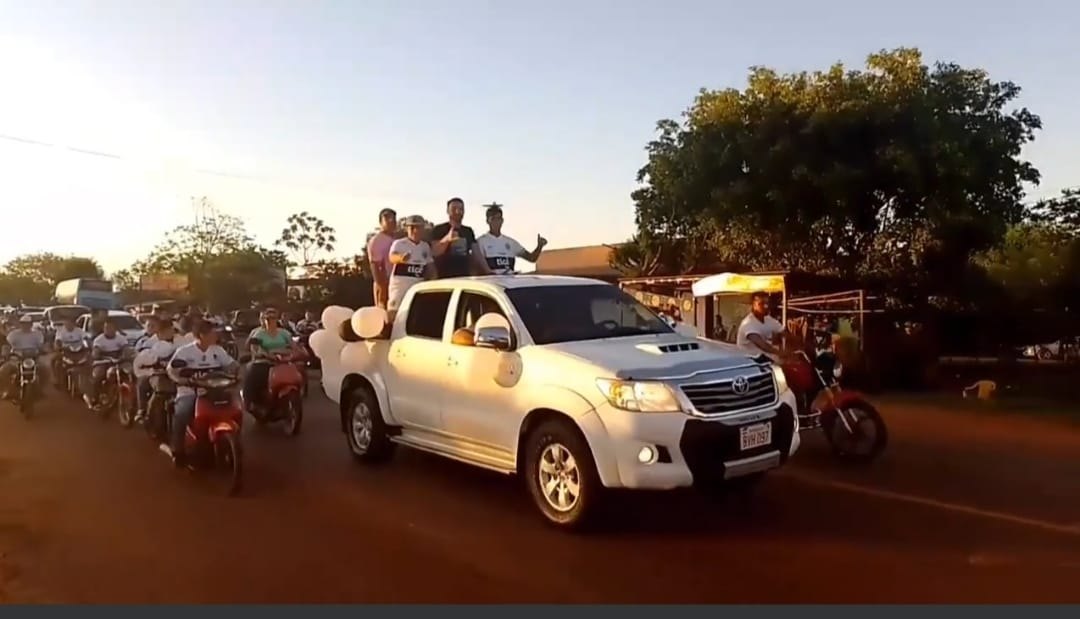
[780,349,888,463]
[164,367,244,496]
[243,349,307,436]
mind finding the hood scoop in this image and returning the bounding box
[635,341,702,355]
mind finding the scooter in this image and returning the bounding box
[161,366,244,496]
[243,349,306,436]
[780,348,888,463]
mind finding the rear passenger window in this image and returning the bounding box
[405,291,453,339]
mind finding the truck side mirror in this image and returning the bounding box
[475,326,512,351]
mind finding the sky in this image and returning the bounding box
[1,0,1078,274]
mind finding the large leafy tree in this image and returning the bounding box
[615,47,1042,284]
[3,253,104,285]
[276,211,337,266]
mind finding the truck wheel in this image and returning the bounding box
[523,419,602,531]
[345,387,394,463]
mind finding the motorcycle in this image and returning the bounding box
[243,349,307,435]
[144,363,175,443]
[163,366,243,496]
[5,350,39,418]
[780,348,888,463]
[57,341,91,399]
[92,351,137,427]
[296,323,321,370]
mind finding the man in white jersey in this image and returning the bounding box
[51,316,89,388]
[476,204,547,275]
[386,215,436,319]
[133,319,190,424]
[1,315,48,398]
[735,291,795,359]
[165,319,239,465]
[85,318,132,410]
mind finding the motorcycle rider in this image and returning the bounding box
[52,316,89,389]
[134,319,186,424]
[476,204,548,275]
[135,316,160,354]
[1,315,48,399]
[88,308,109,338]
[242,307,298,413]
[387,215,437,321]
[85,318,132,410]
[295,310,320,333]
[736,291,796,358]
[165,319,239,466]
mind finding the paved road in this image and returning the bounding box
[1,385,1078,603]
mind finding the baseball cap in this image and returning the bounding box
[403,215,426,227]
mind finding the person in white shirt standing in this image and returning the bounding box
[735,291,793,358]
[476,204,547,275]
[386,215,437,320]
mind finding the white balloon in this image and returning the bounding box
[474,312,510,332]
[321,305,355,330]
[351,307,388,340]
[309,328,344,361]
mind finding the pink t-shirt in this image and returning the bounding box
[367,232,394,273]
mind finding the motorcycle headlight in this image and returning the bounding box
[771,364,789,393]
[202,376,233,389]
[595,378,682,413]
[21,358,35,369]
[833,362,843,378]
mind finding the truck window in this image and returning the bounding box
[452,292,506,331]
[405,291,453,340]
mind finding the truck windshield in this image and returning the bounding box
[505,284,674,345]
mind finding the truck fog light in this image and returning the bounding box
[637,445,658,465]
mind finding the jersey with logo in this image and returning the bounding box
[477,233,525,274]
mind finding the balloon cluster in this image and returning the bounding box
[308,305,388,367]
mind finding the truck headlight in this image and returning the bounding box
[595,379,682,413]
[771,364,789,393]
[833,362,843,378]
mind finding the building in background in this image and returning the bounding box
[534,244,622,281]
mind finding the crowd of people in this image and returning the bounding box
[365,198,548,319]
[1,304,317,467]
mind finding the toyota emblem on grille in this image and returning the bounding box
[731,375,750,395]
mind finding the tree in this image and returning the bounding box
[276,211,337,266]
[110,269,140,292]
[619,47,1042,283]
[3,253,104,286]
[126,197,289,310]
[302,255,372,308]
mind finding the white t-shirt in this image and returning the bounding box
[134,334,191,378]
[93,333,129,354]
[736,314,785,355]
[166,342,237,398]
[387,238,433,311]
[477,233,525,275]
[54,326,88,347]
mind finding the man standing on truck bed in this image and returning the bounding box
[430,197,492,278]
[366,207,397,309]
[386,215,437,320]
[476,203,548,275]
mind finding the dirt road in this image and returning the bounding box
[1,388,1078,603]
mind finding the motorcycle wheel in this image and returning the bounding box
[822,399,888,463]
[19,384,33,419]
[118,392,134,428]
[213,432,243,497]
[284,392,303,436]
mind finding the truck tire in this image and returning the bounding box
[523,419,602,531]
[345,386,395,463]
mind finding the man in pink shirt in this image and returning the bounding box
[367,208,398,309]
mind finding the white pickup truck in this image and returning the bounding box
[312,275,801,530]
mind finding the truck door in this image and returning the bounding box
[385,289,454,431]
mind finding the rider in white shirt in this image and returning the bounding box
[386,215,436,319]
[165,320,239,465]
[476,204,547,275]
[51,316,89,388]
[85,319,131,410]
[133,318,190,423]
[1,315,47,398]
[735,291,792,359]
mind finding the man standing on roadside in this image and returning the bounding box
[476,203,547,275]
[431,197,492,278]
[366,208,397,309]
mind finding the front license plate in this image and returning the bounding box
[739,422,772,451]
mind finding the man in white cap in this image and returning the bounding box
[386,215,436,320]
[0,315,47,398]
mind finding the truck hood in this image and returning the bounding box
[545,334,765,380]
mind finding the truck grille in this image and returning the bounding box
[680,368,776,416]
